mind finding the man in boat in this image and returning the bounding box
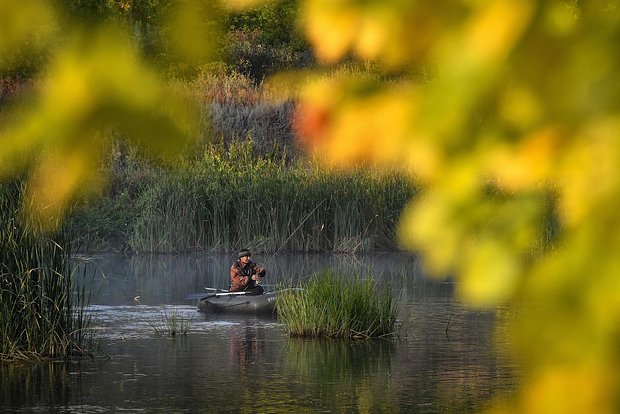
[229,248,266,295]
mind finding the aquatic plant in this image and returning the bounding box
[276,272,400,339]
[115,140,414,254]
[0,182,92,361]
[148,307,193,337]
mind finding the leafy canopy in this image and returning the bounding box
[291,0,620,413]
[0,0,221,226]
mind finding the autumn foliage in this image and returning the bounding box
[291,1,620,413]
[2,0,620,412]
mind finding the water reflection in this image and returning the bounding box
[281,339,398,413]
[0,362,76,409]
[1,253,518,413]
[228,319,267,378]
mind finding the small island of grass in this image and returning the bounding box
[276,272,400,339]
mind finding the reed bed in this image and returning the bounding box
[276,272,400,339]
[67,69,414,254]
[0,182,92,361]
[122,140,415,254]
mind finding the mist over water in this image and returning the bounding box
[1,253,518,413]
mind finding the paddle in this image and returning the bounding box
[215,291,250,296]
[193,291,251,301]
[185,286,230,300]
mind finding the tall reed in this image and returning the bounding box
[123,140,415,254]
[276,271,400,339]
[0,181,92,361]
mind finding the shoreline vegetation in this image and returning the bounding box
[1,69,415,256]
[0,182,92,362]
[0,69,413,360]
[70,139,415,255]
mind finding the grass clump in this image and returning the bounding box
[276,272,399,339]
[149,307,193,337]
[0,181,92,361]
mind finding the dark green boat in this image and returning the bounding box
[197,291,276,315]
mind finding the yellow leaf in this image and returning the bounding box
[399,195,460,275]
[355,15,387,60]
[0,1,55,63]
[326,91,411,166]
[523,365,614,414]
[1,24,200,229]
[557,118,620,226]
[460,0,534,66]
[488,127,560,190]
[25,147,101,228]
[164,1,217,65]
[458,240,519,305]
[403,137,442,183]
[305,2,359,63]
[499,85,543,128]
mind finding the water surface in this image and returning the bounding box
[1,253,518,413]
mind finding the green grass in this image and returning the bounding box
[0,181,93,361]
[72,139,415,254]
[148,307,193,337]
[276,272,400,339]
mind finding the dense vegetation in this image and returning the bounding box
[0,182,91,361]
[3,1,412,256]
[70,140,414,254]
[2,0,309,82]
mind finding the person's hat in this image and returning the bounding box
[238,249,251,259]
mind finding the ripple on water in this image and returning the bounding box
[84,304,280,340]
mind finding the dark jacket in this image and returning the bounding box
[229,260,266,292]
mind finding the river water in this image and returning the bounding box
[1,253,519,413]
